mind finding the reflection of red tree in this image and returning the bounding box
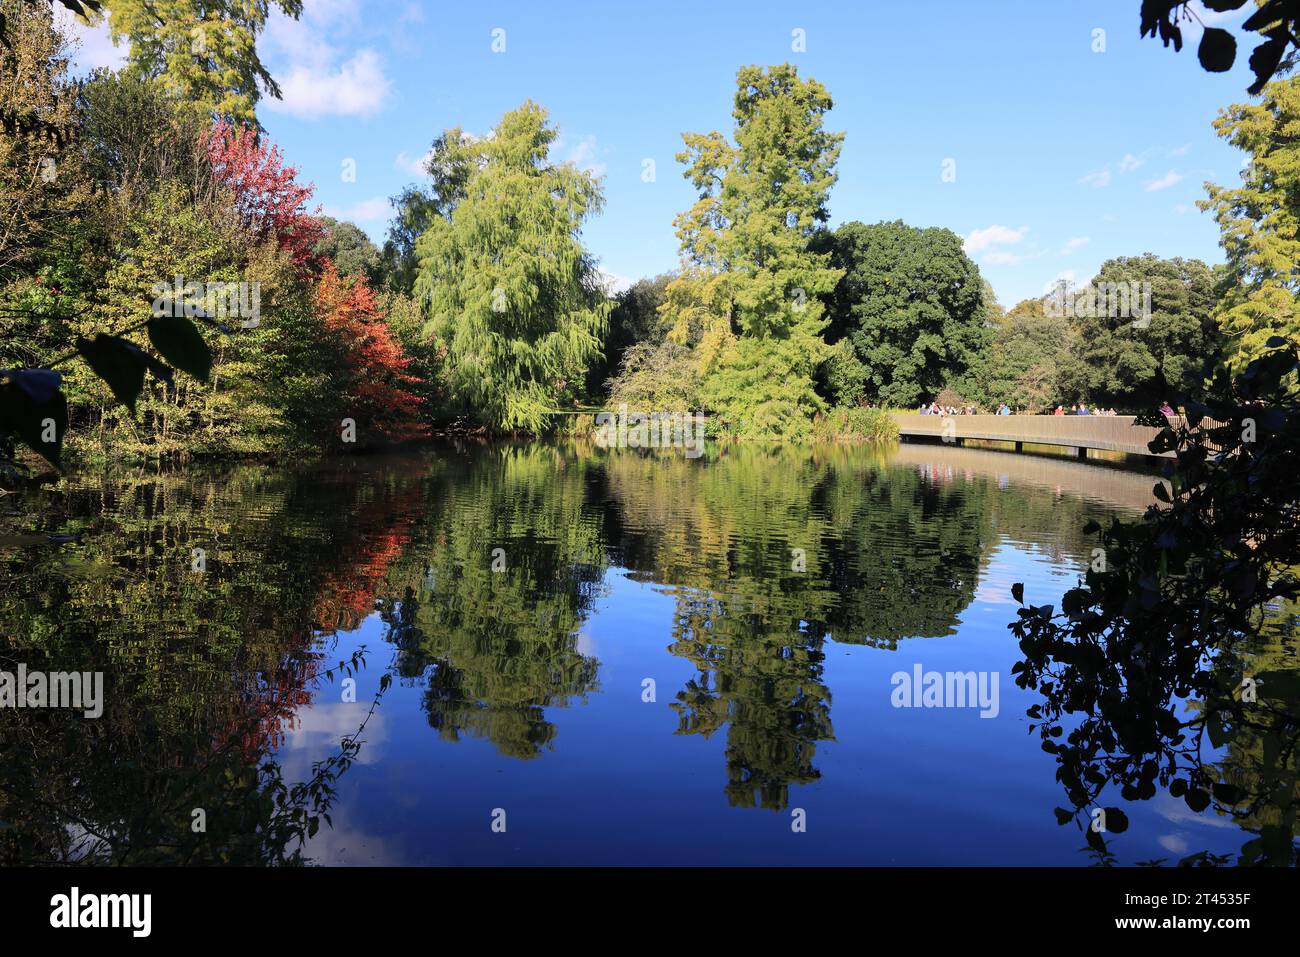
[220,483,422,757]
[315,263,429,444]
[232,656,320,755]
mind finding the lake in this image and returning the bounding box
[0,440,1293,865]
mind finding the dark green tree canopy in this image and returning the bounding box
[314,216,381,287]
[822,219,987,408]
[1067,254,1222,408]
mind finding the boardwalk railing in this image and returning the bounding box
[890,413,1202,458]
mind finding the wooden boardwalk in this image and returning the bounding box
[891,413,1174,458]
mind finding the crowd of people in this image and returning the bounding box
[1052,404,1120,416]
[915,402,1137,416]
[916,402,1121,416]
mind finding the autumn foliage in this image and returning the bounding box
[314,262,428,443]
[202,118,325,271]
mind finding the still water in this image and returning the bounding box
[1,440,1294,865]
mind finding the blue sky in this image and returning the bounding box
[64,0,1258,306]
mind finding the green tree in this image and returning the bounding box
[413,102,609,432]
[1065,254,1221,408]
[1201,74,1300,372]
[955,297,1075,412]
[99,0,301,125]
[823,220,987,408]
[314,216,381,286]
[587,272,673,397]
[663,63,843,441]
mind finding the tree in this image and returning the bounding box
[664,63,843,441]
[98,0,302,125]
[413,102,608,432]
[202,118,323,274]
[380,130,478,294]
[1201,74,1300,372]
[314,216,380,287]
[1064,255,1221,408]
[314,262,426,444]
[587,272,673,397]
[823,220,987,408]
[0,0,92,282]
[955,297,1076,412]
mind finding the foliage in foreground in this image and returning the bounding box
[1011,339,1300,865]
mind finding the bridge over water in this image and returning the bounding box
[891,413,1176,459]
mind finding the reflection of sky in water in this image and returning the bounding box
[281,528,1260,866]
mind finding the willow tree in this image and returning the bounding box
[1201,74,1300,371]
[663,63,844,441]
[99,0,301,125]
[414,101,609,432]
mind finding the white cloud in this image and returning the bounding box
[1079,167,1112,189]
[54,10,126,74]
[265,48,390,119]
[1117,152,1144,173]
[263,1,390,119]
[597,268,633,295]
[395,148,433,177]
[559,134,607,178]
[1145,170,1184,192]
[1169,143,1191,157]
[964,224,1029,254]
[323,196,390,222]
[1060,236,1091,255]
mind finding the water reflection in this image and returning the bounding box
[0,441,1293,864]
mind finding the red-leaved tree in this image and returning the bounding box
[203,119,325,271]
[314,262,428,443]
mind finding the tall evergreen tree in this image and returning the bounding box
[823,220,987,408]
[99,0,301,125]
[1201,74,1300,371]
[663,63,843,441]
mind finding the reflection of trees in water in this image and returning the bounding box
[599,444,1115,808]
[1011,356,1300,866]
[1195,620,1300,864]
[0,461,422,863]
[1,440,1220,859]
[385,446,606,760]
[668,588,833,810]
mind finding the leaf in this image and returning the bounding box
[1184,788,1211,813]
[1011,582,1024,605]
[1198,27,1237,72]
[1103,807,1130,833]
[0,373,67,467]
[76,334,148,413]
[1211,782,1244,804]
[147,316,212,383]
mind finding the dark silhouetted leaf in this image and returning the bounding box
[1198,27,1237,71]
[76,334,148,413]
[147,316,211,383]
